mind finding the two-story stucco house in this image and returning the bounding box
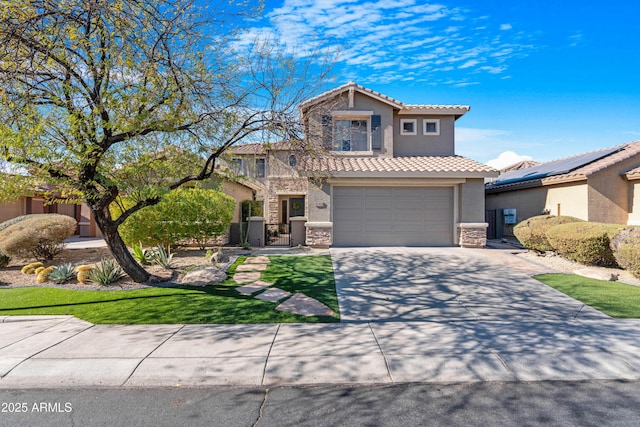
[228,82,498,247]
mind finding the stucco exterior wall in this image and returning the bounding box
[221,181,254,223]
[393,115,455,156]
[545,183,589,219]
[485,186,549,237]
[459,179,485,222]
[586,167,632,224]
[307,181,330,222]
[0,198,22,223]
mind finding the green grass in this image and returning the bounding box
[535,273,640,318]
[0,255,339,324]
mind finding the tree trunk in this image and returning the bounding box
[90,206,150,283]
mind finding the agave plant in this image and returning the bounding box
[89,258,127,286]
[150,245,174,269]
[49,263,76,284]
[131,242,154,265]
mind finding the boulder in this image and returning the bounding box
[181,267,227,287]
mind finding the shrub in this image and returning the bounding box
[112,188,235,249]
[0,249,10,268]
[546,222,624,267]
[513,215,584,252]
[89,258,127,285]
[0,214,77,261]
[0,214,51,233]
[241,200,263,221]
[610,227,640,278]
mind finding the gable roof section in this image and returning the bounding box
[302,155,497,179]
[299,82,469,118]
[486,141,640,191]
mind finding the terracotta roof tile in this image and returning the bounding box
[299,82,467,114]
[302,155,497,175]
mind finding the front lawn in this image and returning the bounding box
[0,255,339,324]
[535,273,640,318]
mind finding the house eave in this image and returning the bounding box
[324,170,495,179]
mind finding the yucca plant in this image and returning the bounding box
[150,245,174,269]
[89,258,127,285]
[131,242,154,265]
[49,263,76,284]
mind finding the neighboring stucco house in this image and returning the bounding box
[229,82,497,247]
[0,186,99,237]
[485,141,640,238]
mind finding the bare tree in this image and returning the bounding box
[0,0,332,282]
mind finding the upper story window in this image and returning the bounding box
[230,158,242,173]
[255,158,266,178]
[423,119,440,136]
[322,112,381,152]
[334,118,369,151]
[288,154,297,167]
[230,157,266,178]
[400,119,417,136]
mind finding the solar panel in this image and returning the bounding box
[493,146,623,186]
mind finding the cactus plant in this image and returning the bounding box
[76,265,93,284]
[21,262,44,274]
[49,263,75,284]
[36,266,54,283]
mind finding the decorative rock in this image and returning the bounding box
[255,288,291,302]
[236,263,268,272]
[232,271,261,284]
[209,250,230,265]
[276,293,335,317]
[181,267,227,287]
[573,268,619,282]
[245,256,270,264]
[235,280,273,295]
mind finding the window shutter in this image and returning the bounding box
[322,115,332,147]
[371,115,382,150]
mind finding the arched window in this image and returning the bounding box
[289,154,297,167]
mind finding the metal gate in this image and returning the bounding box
[265,223,291,246]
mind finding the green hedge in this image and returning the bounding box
[546,222,624,267]
[513,215,584,252]
[112,188,235,249]
[610,227,640,278]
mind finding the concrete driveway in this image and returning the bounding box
[331,247,609,322]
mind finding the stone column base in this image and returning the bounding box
[457,223,488,248]
[305,222,333,248]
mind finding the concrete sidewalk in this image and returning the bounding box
[2,315,640,388]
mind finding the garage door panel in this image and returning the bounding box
[333,186,453,246]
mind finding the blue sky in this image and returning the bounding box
[241,0,640,168]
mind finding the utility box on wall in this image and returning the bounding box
[504,209,517,224]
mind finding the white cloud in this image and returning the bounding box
[486,151,533,169]
[568,31,583,47]
[242,0,535,84]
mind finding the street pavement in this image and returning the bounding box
[2,247,640,388]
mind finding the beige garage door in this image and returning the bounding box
[332,186,454,246]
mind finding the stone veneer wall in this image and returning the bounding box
[305,223,333,247]
[265,178,308,224]
[457,223,488,248]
